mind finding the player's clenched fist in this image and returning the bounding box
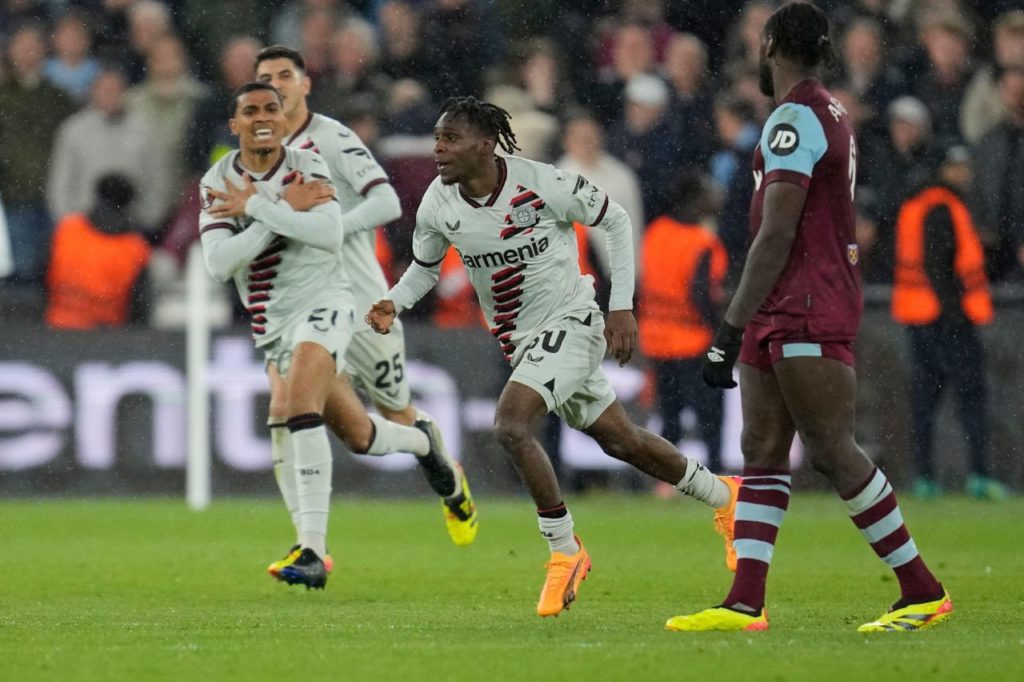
[702,321,743,389]
[366,299,396,335]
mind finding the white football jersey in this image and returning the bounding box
[412,155,610,361]
[198,147,348,346]
[284,113,391,316]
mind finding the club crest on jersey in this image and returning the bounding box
[768,123,799,156]
[847,243,859,265]
[511,205,538,228]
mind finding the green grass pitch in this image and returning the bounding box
[1,493,1021,681]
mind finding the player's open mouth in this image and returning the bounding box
[437,162,450,171]
[254,128,274,141]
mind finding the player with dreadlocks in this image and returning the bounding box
[666,2,951,633]
[367,95,739,618]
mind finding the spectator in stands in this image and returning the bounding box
[295,6,338,82]
[662,33,714,169]
[607,73,681,223]
[723,0,773,76]
[46,174,151,330]
[378,1,430,84]
[836,16,907,118]
[312,18,390,121]
[128,35,209,226]
[890,146,1006,501]
[419,0,486,98]
[859,96,937,282]
[557,113,644,280]
[913,12,976,146]
[121,0,175,83]
[44,10,101,101]
[587,23,656,126]
[709,92,759,289]
[271,0,351,51]
[182,0,272,75]
[970,65,1024,282]
[185,36,263,177]
[961,10,1024,144]
[0,22,76,283]
[484,85,558,162]
[47,67,169,233]
[513,37,574,118]
[638,170,727,472]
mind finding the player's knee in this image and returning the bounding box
[494,415,531,453]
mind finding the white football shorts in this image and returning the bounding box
[263,292,355,377]
[509,313,616,430]
[344,317,411,412]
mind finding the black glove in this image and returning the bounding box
[702,322,743,389]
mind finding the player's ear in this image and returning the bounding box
[301,75,311,97]
[229,116,239,137]
[765,34,776,59]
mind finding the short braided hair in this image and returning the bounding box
[765,2,837,70]
[439,96,521,154]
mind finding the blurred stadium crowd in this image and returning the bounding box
[1,0,1023,310]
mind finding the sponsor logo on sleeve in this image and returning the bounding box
[767,123,799,156]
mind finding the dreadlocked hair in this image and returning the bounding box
[766,2,837,70]
[439,96,521,154]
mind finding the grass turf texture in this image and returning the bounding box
[1,494,1021,681]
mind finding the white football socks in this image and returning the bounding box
[366,413,430,456]
[269,420,300,542]
[289,415,332,558]
[538,509,579,555]
[675,458,730,509]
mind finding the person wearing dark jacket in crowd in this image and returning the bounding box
[970,65,1024,282]
[46,174,151,330]
[891,146,1006,501]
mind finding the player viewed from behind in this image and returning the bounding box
[253,45,478,575]
[666,2,952,634]
[366,96,739,618]
[198,82,471,592]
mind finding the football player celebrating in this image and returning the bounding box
[367,96,738,618]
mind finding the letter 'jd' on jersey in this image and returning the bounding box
[198,147,349,346]
[410,156,610,361]
[749,78,863,341]
[283,113,391,317]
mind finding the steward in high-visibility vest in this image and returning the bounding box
[46,175,150,329]
[889,146,1006,501]
[639,216,727,359]
[891,186,993,326]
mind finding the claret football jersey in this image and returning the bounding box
[749,79,863,341]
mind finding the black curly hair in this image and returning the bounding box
[765,2,837,69]
[438,96,521,154]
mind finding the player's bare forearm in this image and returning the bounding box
[724,182,806,328]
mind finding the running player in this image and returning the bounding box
[666,2,952,633]
[252,46,478,576]
[366,96,739,618]
[198,82,469,591]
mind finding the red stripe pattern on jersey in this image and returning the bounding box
[247,236,286,337]
[490,263,527,360]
